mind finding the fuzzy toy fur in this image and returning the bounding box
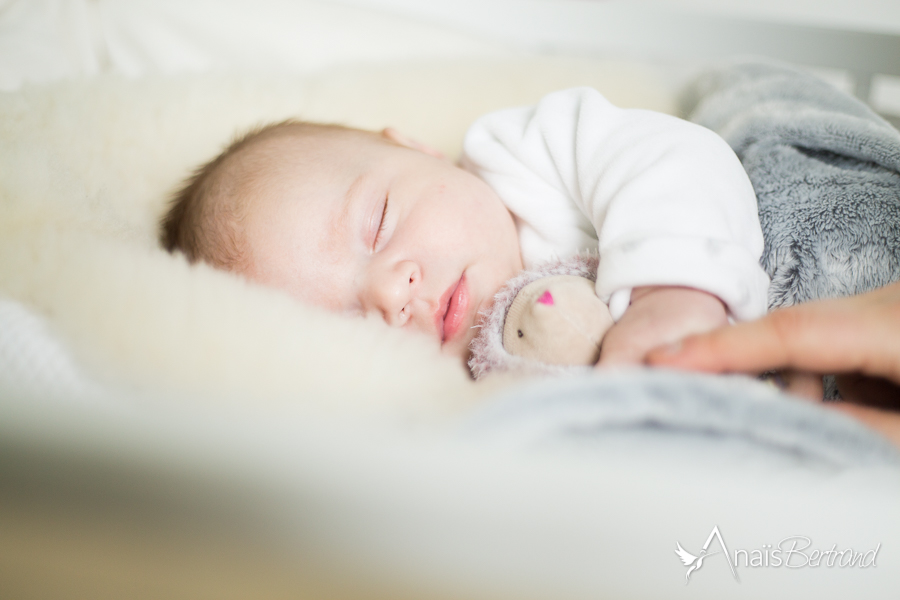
[468,253,599,379]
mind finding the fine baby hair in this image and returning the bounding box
[159,119,351,270]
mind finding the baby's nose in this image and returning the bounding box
[366,260,418,326]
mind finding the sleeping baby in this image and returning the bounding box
[160,87,770,370]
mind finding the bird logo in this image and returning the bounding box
[674,526,738,584]
[675,542,719,584]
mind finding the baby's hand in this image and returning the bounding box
[597,286,728,366]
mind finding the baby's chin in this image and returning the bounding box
[441,340,468,363]
[440,334,477,371]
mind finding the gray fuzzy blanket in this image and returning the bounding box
[681,60,900,308]
[464,371,900,468]
[464,62,900,467]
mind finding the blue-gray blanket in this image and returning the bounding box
[466,62,900,469]
[682,60,900,308]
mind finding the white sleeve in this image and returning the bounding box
[461,87,770,321]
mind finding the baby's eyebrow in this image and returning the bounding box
[338,173,371,240]
[342,173,367,213]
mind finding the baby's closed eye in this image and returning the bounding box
[373,195,390,251]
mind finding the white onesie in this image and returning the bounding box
[461,87,770,322]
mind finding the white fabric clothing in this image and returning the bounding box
[461,87,770,321]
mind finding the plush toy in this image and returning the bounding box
[468,253,613,379]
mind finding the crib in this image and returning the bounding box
[1,1,899,598]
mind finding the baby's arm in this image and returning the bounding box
[463,88,770,363]
[598,285,727,365]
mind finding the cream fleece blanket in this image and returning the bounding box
[0,57,672,415]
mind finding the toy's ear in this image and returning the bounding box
[381,127,446,160]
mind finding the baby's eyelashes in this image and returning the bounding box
[372,195,391,251]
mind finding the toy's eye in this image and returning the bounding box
[517,329,524,338]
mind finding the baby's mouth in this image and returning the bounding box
[438,274,469,344]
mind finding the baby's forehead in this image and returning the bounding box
[236,128,329,173]
[232,126,385,191]
[227,128,363,216]
[233,129,374,281]
[220,132,325,200]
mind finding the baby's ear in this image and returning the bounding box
[381,128,446,160]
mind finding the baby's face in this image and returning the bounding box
[235,128,523,363]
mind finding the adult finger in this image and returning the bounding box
[646,304,848,372]
[647,286,900,380]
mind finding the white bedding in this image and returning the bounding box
[0,57,671,415]
[1,2,899,598]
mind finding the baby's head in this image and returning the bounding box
[161,120,523,362]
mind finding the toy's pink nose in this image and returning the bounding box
[537,290,554,305]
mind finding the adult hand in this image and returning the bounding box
[646,281,900,446]
[598,286,728,366]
